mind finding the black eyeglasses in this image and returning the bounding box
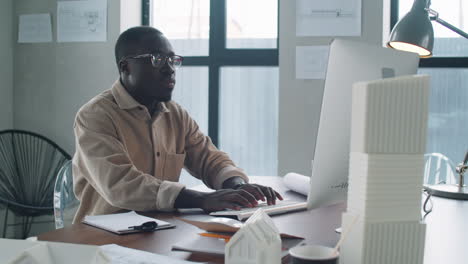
[128,221,158,231]
[119,54,183,69]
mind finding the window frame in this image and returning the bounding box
[142,0,279,146]
[390,0,468,68]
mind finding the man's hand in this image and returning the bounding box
[174,188,259,212]
[222,176,284,205]
[198,189,259,212]
[234,183,284,205]
[175,177,285,212]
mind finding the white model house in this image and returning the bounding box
[225,209,281,264]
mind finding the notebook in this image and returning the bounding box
[83,211,175,235]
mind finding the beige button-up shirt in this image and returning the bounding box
[72,79,248,222]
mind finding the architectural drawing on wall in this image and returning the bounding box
[296,0,362,37]
[84,11,100,32]
[57,0,107,42]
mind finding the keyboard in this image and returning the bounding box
[209,200,308,221]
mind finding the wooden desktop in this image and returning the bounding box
[37,176,468,264]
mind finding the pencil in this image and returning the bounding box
[198,232,232,242]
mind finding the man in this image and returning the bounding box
[72,26,282,222]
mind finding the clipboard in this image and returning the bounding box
[83,211,175,235]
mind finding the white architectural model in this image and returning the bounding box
[1,239,110,264]
[341,75,429,264]
[225,209,281,264]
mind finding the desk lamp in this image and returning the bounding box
[424,152,468,200]
[388,0,468,199]
[387,0,468,58]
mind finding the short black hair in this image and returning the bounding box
[114,26,164,68]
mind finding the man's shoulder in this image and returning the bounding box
[77,89,117,118]
[165,100,188,116]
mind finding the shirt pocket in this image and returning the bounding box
[163,153,186,182]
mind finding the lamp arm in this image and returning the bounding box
[426,8,468,39]
[456,151,468,188]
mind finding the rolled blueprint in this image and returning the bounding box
[283,173,310,196]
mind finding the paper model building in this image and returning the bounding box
[341,75,429,264]
[225,209,281,264]
[0,239,110,264]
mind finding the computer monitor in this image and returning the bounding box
[307,39,420,209]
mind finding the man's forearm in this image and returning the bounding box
[174,176,246,209]
[174,188,205,208]
[222,176,246,189]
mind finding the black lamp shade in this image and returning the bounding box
[387,4,434,57]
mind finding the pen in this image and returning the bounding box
[198,232,232,242]
[128,221,158,231]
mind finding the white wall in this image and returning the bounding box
[278,0,389,176]
[0,0,13,130]
[13,0,123,155]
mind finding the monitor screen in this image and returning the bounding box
[307,39,420,209]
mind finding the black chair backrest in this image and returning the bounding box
[0,130,71,216]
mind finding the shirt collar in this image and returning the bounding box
[111,79,170,113]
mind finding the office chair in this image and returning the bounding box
[53,160,79,229]
[424,152,457,185]
[0,130,71,238]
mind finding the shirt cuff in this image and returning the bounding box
[212,166,249,190]
[155,181,186,211]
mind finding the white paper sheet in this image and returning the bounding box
[100,244,199,264]
[295,46,330,80]
[57,0,107,42]
[83,211,173,234]
[18,14,52,43]
[296,0,362,36]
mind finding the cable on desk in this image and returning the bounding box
[422,189,433,220]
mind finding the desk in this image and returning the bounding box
[37,176,467,263]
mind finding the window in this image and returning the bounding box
[392,0,468,163]
[226,0,278,49]
[173,66,209,187]
[145,0,279,182]
[150,0,209,56]
[219,67,279,176]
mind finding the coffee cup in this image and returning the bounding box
[289,245,339,264]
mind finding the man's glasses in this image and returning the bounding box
[120,54,183,69]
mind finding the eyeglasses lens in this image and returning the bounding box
[151,55,182,69]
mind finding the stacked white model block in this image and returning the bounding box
[340,75,430,264]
